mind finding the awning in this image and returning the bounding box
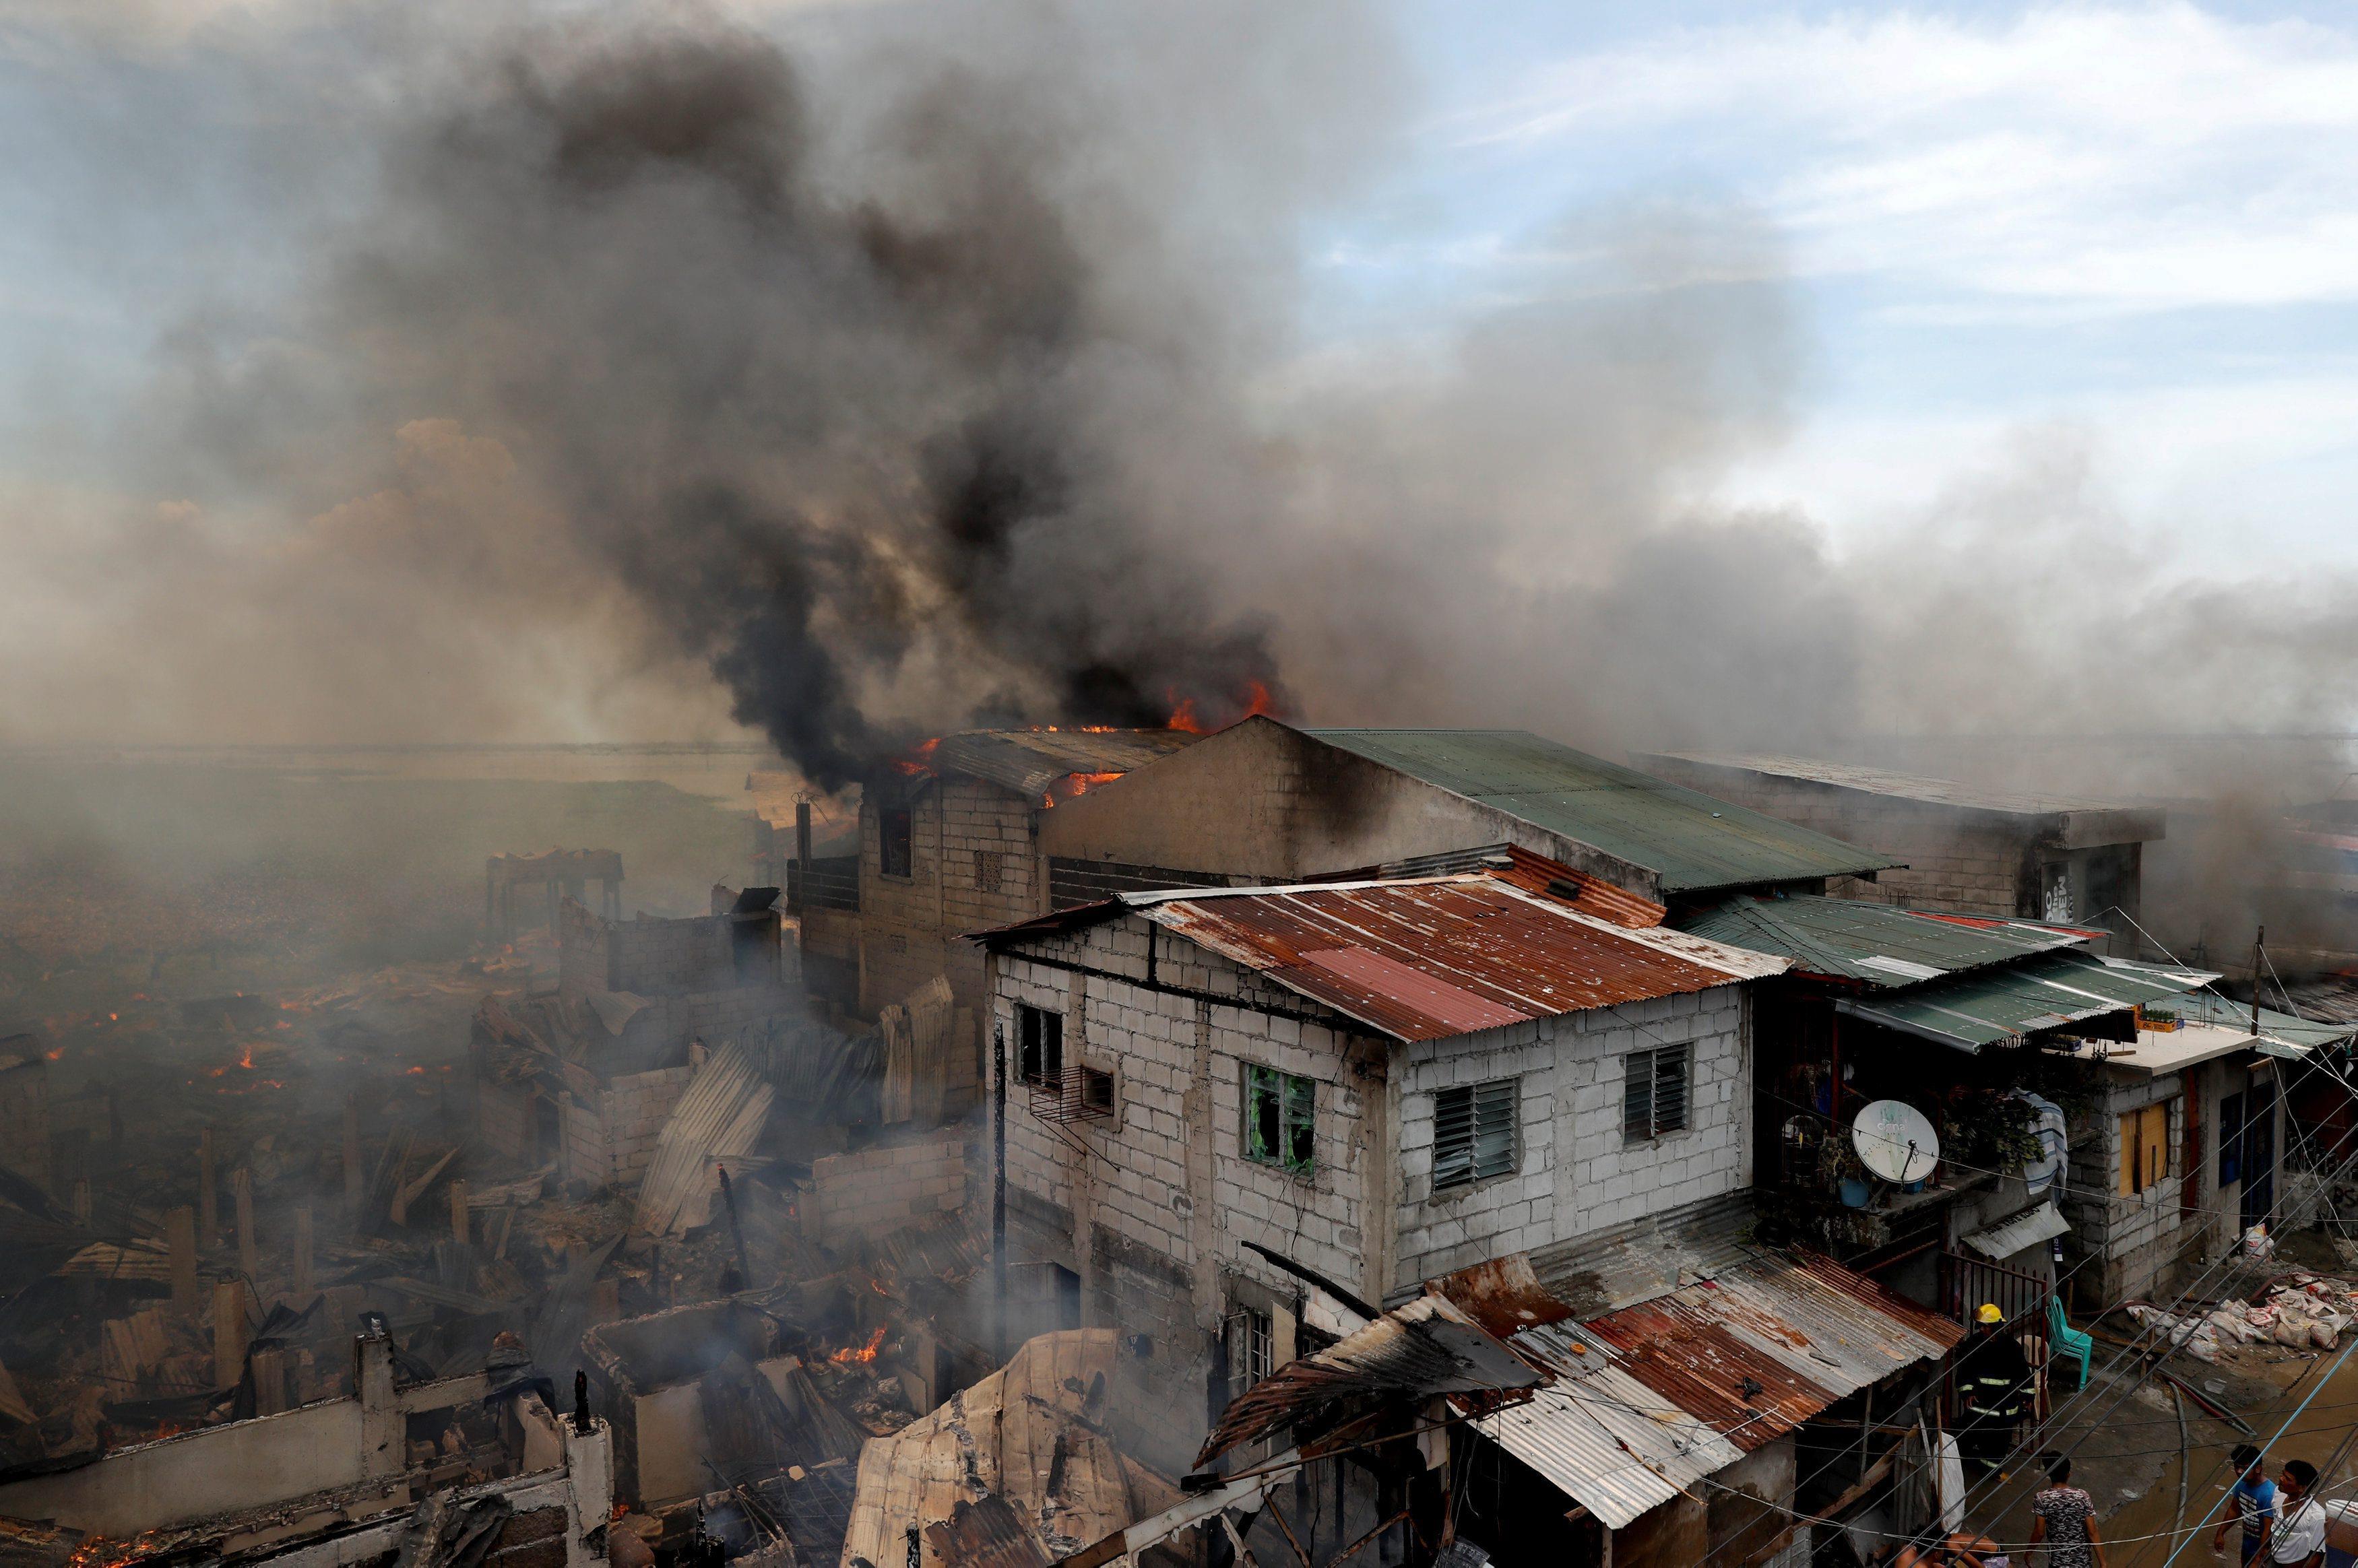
[1459,1251,1963,1529]
[1962,1201,2070,1262]
[1836,950,2217,1052]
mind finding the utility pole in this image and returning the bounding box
[2253,925,2266,1039]
[993,1017,1008,1365]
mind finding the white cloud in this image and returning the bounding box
[1459,3,2358,313]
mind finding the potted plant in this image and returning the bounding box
[1820,1136,1872,1208]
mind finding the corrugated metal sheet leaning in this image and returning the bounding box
[1196,1296,1543,1466]
[1439,1249,1963,1529]
[633,1043,773,1237]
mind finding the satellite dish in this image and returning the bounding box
[1853,1100,1940,1184]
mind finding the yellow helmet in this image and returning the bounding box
[1976,1303,2004,1324]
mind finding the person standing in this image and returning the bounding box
[1958,1303,2034,1478]
[2214,1446,2278,1566]
[2031,1453,2107,1568]
[2270,1462,2328,1568]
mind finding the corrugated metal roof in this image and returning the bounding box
[1304,843,1669,930]
[1198,1296,1541,1465]
[920,729,1199,800]
[2166,989,2358,1051]
[1470,1250,1962,1530]
[1141,878,1788,1043]
[1837,950,2219,1051]
[1304,729,1899,893]
[1636,752,2144,821]
[1675,894,2095,987]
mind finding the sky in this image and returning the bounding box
[1,0,2355,746]
[1350,0,2358,574]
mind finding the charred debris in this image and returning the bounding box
[2,723,2358,1568]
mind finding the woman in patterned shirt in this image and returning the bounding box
[2031,1452,2107,1568]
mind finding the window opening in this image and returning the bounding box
[1018,1004,1063,1087]
[880,807,913,879]
[1245,1065,1316,1175]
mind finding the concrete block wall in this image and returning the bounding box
[991,915,1754,1318]
[859,777,1044,1025]
[602,1067,699,1187]
[1393,985,1750,1283]
[809,1130,969,1244]
[2062,1069,2185,1305]
[478,1078,534,1165]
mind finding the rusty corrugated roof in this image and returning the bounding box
[1143,878,1783,1041]
[1468,1249,1964,1529]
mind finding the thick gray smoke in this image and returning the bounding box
[7,0,2358,785]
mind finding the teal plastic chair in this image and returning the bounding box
[2048,1297,2093,1391]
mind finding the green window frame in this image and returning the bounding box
[1245,1064,1316,1175]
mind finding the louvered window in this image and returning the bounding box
[1433,1079,1519,1190]
[1623,1045,1691,1142]
[1018,1004,1063,1087]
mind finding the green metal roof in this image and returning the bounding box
[1837,950,2219,1053]
[1304,729,1898,894]
[1675,894,2093,987]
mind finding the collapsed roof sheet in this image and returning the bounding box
[1837,950,2219,1051]
[980,876,1789,1043]
[1197,1296,1541,1465]
[924,729,1199,800]
[1676,894,2095,987]
[1303,729,1900,893]
[1469,1251,1961,1529]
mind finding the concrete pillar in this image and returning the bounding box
[166,1206,198,1313]
[233,1167,259,1282]
[197,1127,218,1250]
[293,1206,314,1295]
[342,1097,364,1221]
[356,1324,401,1476]
[250,1346,288,1416]
[213,1280,250,1389]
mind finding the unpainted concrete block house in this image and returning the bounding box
[472,888,817,1193]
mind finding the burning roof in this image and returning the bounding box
[899,729,1200,802]
[971,874,1788,1043]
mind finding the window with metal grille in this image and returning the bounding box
[1018,1004,1063,1087]
[1623,1045,1690,1142]
[974,849,1003,894]
[879,808,913,879]
[1225,1306,1273,1400]
[1244,1065,1316,1175]
[1433,1078,1518,1189]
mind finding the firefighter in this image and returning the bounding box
[1956,1303,2033,1479]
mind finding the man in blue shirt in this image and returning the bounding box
[2215,1445,2279,1565]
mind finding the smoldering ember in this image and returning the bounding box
[13,7,2358,1568]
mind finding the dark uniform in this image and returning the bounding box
[1956,1324,2032,1477]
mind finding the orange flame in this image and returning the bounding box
[891,737,943,776]
[1040,772,1122,809]
[830,1327,887,1365]
[1165,679,1276,735]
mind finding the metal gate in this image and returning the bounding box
[1938,1251,2054,1420]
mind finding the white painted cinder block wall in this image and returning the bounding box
[991,915,1752,1307]
[1392,984,1750,1282]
